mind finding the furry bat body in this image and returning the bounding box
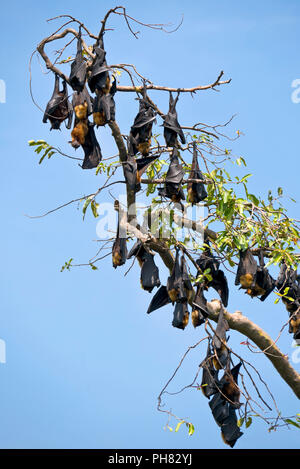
[130,86,156,156]
[163,92,185,147]
[187,142,207,204]
[43,74,73,130]
[93,78,117,127]
[69,29,87,92]
[158,147,185,205]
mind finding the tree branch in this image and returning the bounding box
[207,299,300,399]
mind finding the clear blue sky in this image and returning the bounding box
[0,0,299,449]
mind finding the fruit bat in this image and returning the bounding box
[163,92,186,147]
[69,28,87,92]
[276,263,300,313]
[276,263,300,337]
[158,147,185,205]
[212,306,230,370]
[130,85,156,156]
[81,123,102,169]
[166,248,186,303]
[124,150,159,194]
[235,248,257,290]
[112,210,127,268]
[208,388,243,447]
[172,301,189,330]
[251,251,276,301]
[140,251,161,292]
[196,238,220,277]
[220,405,243,448]
[88,36,110,94]
[181,255,195,303]
[72,87,93,121]
[290,311,300,340]
[43,74,73,130]
[146,285,172,314]
[192,284,209,328]
[187,142,207,204]
[201,343,219,398]
[196,241,229,307]
[71,120,89,149]
[93,78,117,127]
[236,249,275,301]
[127,240,160,292]
[218,363,242,408]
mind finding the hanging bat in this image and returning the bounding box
[172,301,189,330]
[208,387,243,447]
[163,92,186,147]
[201,343,220,398]
[93,78,117,127]
[69,28,87,92]
[290,310,300,340]
[146,285,172,314]
[112,209,127,268]
[128,240,160,292]
[276,263,300,313]
[196,240,229,307]
[124,151,159,194]
[192,284,209,328]
[88,36,110,94]
[248,251,276,301]
[235,248,257,290]
[218,362,242,408]
[81,123,102,169]
[212,306,229,370]
[158,147,185,205]
[181,255,195,303]
[140,252,161,292]
[208,393,230,427]
[130,85,156,156]
[43,74,73,130]
[220,405,243,448]
[166,248,186,303]
[71,120,89,148]
[187,142,207,204]
[196,238,220,278]
[72,87,93,121]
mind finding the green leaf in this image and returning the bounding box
[237,418,244,428]
[245,417,252,428]
[82,198,92,220]
[284,419,300,429]
[188,423,195,436]
[277,187,283,196]
[175,421,185,433]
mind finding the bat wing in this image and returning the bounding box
[172,302,189,330]
[88,45,110,93]
[123,155,138,191]
[140,253,161,292]
[210,270,229,307]
[192,284,209,327]
[146,285,172,314]
[209,394,230,426]
[221,406,243,448]
[81,123,102,169]
[69,35,87,92]
[136,155,159,177]
[167,249,186,303]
